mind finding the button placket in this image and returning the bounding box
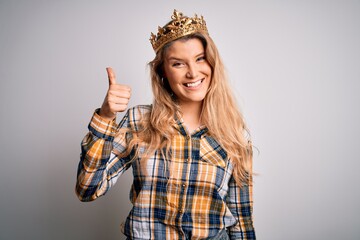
[178,134,191,216]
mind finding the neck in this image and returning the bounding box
[179,101,203,133]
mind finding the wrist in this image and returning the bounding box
[98,108,116,121]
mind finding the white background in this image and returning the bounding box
[0,0,359,239]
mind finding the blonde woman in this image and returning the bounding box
[76,10,256,240]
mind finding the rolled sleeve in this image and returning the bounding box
[226,175,256,239]
[88,109,118,141]
[76,109,129,201]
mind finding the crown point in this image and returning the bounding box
[172,9,182,20]
[149,10,209,52]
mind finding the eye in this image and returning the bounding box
[172,62,184,67]
[196,56,206,62]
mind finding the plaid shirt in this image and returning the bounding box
[76,105,255,239]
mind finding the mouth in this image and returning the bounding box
[183,79,204,88]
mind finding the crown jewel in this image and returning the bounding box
[150,9,209,52]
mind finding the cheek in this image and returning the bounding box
[167,78,182,91]
[166,70,182,84]
[199,62,212,76]
[164,66,176,80]
[205,64,212,75]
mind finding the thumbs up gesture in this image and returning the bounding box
[99,67,131,120]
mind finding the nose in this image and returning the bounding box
[186,62,198,79]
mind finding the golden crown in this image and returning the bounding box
[150,9,209,52]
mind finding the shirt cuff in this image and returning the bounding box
[88,109,117,141]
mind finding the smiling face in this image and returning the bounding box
[163,38,212,107]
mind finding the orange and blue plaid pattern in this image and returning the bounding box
[76,105,255,239]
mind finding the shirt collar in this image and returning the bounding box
[172,111,208,137]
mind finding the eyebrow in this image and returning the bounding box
[167,52,205,61]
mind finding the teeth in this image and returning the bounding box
[185,80,201,87]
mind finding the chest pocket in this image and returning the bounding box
[197,136,228,191]
[200,136,227,169]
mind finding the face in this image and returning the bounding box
[163,38,212,107]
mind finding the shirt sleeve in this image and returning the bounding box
[75,109,133,202]
[226,173,256,239]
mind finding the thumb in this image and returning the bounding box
[106,67,117,85]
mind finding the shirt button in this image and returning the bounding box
[186,135,190,140]
[178,210,182,213]
[186,158,190,162]
[182,183,186,187]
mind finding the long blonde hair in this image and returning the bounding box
[121,31,253,186]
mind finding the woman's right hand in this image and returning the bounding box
[99,67,131,120]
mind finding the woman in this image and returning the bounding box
[76,10,256,240]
